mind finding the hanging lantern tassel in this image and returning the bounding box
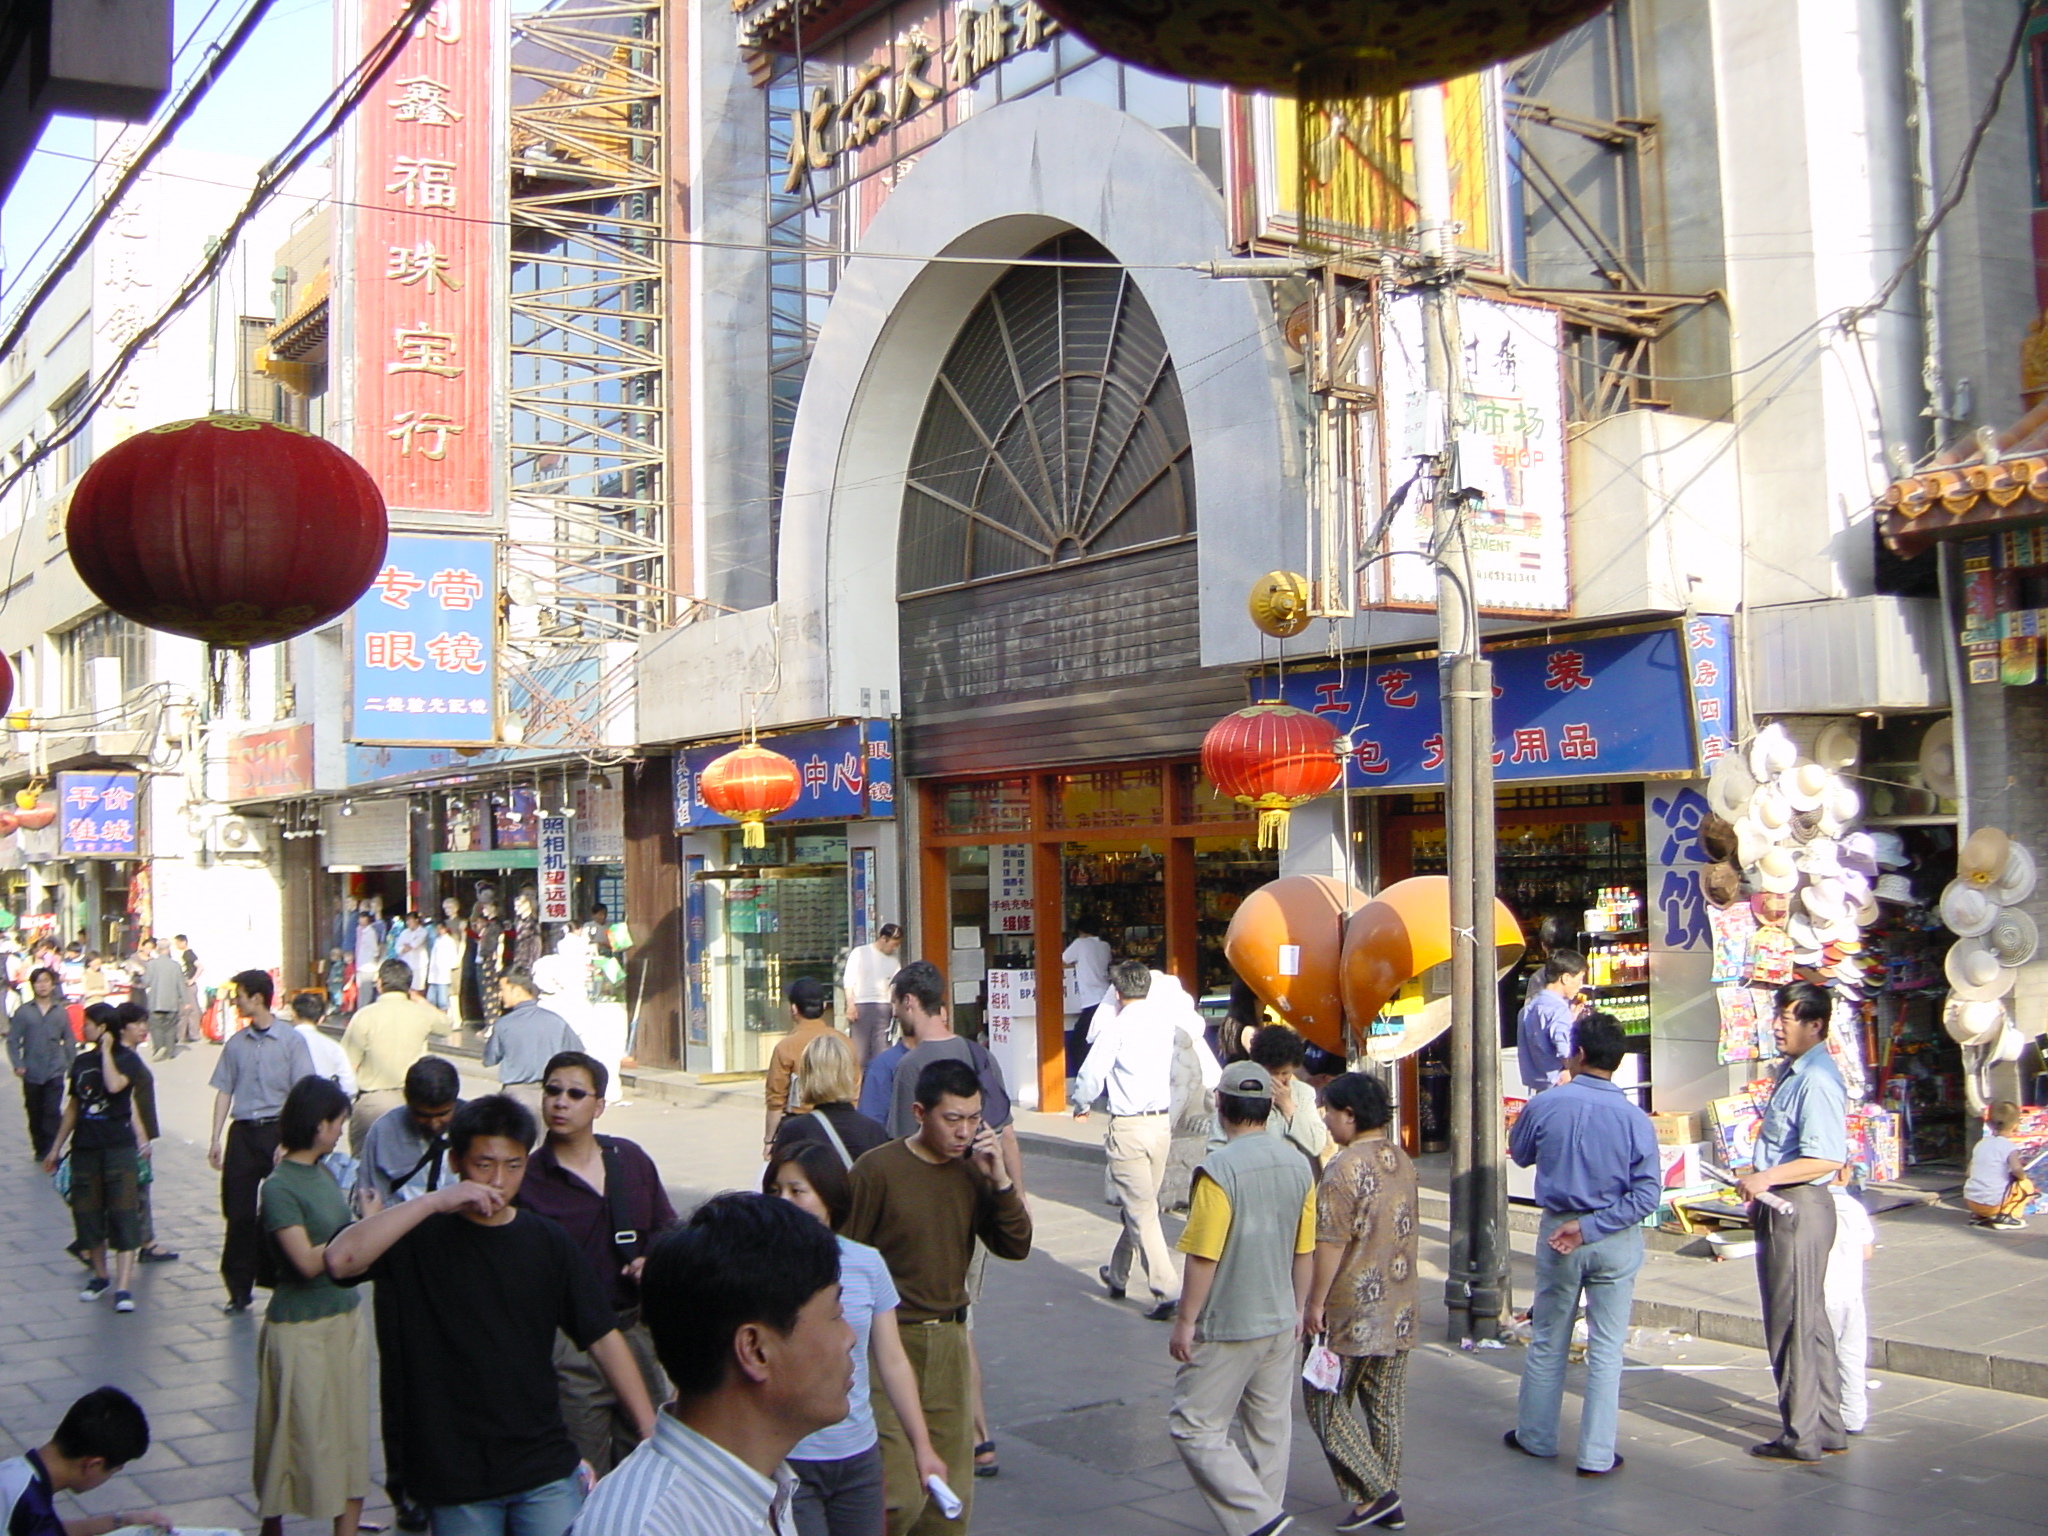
[1202,703,1344,850]
[697,743,803,849]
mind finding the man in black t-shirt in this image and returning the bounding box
[327,1093,657,1536]
[41,1008,145,1311]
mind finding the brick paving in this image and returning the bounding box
[1,1046,2044,1534]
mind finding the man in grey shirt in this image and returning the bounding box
[885,960,1020,1188]
[481,967,582,1114]
[139,943,189,1061]
[206,970,315,1312]
[7,965,71,1160]
[355,1056,464,1206]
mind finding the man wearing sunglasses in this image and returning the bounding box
[514,1050,676,1476]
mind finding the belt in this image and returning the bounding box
[907,1309,969,1325]
[235,1116,280,1127]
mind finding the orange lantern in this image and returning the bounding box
[1201,702,1343,849]
[1222,874,1366,1050]
[697,743,802,848]
[1339,876,1525,1061]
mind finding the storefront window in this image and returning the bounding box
[1051,767,1164,831]
[1063,842,1166,968]
[1176,763,1246,824]
[934,778,1033,836]
[1193,835,1269,996]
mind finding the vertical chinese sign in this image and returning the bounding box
[346,0,499,518]
[350,533,497,744]
[537,814,570,921]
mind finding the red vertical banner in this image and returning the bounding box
[350,0,495,516]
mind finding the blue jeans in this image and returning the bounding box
[429,1473,584,1536]
[427,983,449,1012]
[1515,1213,1644,1472]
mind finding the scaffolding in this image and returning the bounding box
[508,0,668,653]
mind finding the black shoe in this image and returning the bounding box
[1337,1491,1405,1531]
[1577,1455,1624,1477]
[973,1440,998,1479]
[1748,1440,1821,1463]
[1503,1430,1553,1459]
[138,1247,178,1264]
[220,1297,253,1315]
[1144,1299,1179,1321]
[1097,1265,1126,1300]
[394,1499,429,1533]
[1248,1517,1293,1536]
[64,1241,89,1268]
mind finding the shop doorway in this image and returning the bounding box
[695,864,849,1075]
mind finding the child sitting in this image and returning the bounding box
[1964,1101,2035,1232]
[0,1385,167,1536]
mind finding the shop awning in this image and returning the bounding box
[1877,402,2048,557]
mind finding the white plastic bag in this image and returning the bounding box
[1301,1338,1342,1393]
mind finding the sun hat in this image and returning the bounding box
[1217,1061,1275,1098]
[1708,754,1758,821]
[1959,827,2012,888]
[1840,832,1880,877]
[1988,908,2040,969]
[1993,842,2037,908]
[1918,718,1957,800]
[1786,913,1822,957]
[1874,873,1915,905]
[1797,839,1843,879]
[1751,890,1791,927]
[1801,878,1851,925]
[1869,831,1910,869]
[1944,997,2008,1047]
[1939,881,1998,938]
[1785,762,1833,812]
[1789,808,1826,844]
[1756,848,1799,894]
[1751,786,1793,837]
[1749,722,1797,782]
[1824,781,1861,828]
[1812,718,1862,773]
[1735,818,1773,870]
[1703,862,1745,908]
[1700,815,1738,862]
[1946,937,2017,1001]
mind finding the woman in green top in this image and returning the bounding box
[254,1075,369,1536]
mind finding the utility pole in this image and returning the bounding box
[1411,82,1507,1344]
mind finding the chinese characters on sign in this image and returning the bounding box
[349,533,496,744]
[1282,624,1710,790]
[1377,293,1569,613]
[990,843,1033,935]
[778,0,1057,194]
[673,721,898,831]
[1682,614,1737,769]
[537,814,571,923]
[349,0,496,515]
[59,772,141,857]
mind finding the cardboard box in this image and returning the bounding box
[1659,1142,1703,1191]
[1650,1111,1698,1148]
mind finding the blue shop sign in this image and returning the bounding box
[675,720,897,831]
[1275,617,1733,790]
[58,771,141,856]
[348,534,497,747]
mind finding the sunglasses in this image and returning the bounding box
[543,1083,597,1101]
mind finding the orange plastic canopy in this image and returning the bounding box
[1339,876,1527,1062]
[1221,874,1365,1051]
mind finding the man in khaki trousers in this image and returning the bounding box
[1076,960,1183,1320]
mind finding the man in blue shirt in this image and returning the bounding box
[1738,981,1849,1463]
[1504,1011,1657,1478]
[1516,951,1587,1094]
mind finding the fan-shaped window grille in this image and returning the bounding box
[899,235,1194,597]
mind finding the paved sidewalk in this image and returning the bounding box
[0,1046,2042,1535]
[1004,1108,2048,1399]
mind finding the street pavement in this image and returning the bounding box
[1,1045,2043,1535]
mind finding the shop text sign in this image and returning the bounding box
[226,723,314,800]
[1278,624,1706,789]
[349,0,498,516]
[990,843,1032,935]
[59,771,140,857]
[537,814,570,922]
[674,721,897,831]
[350,533,496,745]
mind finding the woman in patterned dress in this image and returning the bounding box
[1300,1071,1420,1532]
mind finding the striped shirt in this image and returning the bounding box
[792,1236,897,1462]
[571,1411,797,1536]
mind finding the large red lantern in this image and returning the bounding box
[67,414,388,647]
[1035,0,1615,94]
[1201,702,1343,850]
[698,743,803,848]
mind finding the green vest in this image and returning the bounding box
[1196,1129,1313,1342]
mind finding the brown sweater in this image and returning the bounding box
[843,1139,1033,1321]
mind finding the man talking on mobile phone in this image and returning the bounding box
[844,1058,1032,1536]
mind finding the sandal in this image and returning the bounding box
[973,1440,998,1479]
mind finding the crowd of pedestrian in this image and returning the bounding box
[0,913,1941,1536]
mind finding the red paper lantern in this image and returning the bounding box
[1036,0,1615,93]
[0,652,14,721]
[698,743,803,848]
[1201,702,1343,849]
[67,414,389,647]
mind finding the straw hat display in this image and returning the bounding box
[1708,753,1758,821]
[1934,824,2040,1002]
[1945,937,2016,1001]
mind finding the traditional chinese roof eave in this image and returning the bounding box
[267,270,331,362]
[735,0,891,69]
[1878,454,2048,557]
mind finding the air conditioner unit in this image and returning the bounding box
[212,815,271,858]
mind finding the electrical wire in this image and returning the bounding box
[0,0,439,612]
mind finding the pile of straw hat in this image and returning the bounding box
[1939,826,2038,1002]
[1702,723,1880,994]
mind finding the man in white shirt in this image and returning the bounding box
[1062,919,1113,1078]
[289,993,358,1097]
[395,911,432,992]
[839,923,902,1069]
[1074,960,1181,1319]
